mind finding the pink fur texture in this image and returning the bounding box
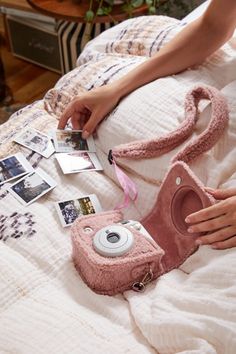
[71,163,215,295]
[71,211,164,295]
[112,86,229,163]
[141,161,215,272]
[71,85,229,295]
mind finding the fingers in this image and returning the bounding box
[211,235,236,250]
[187,213,229,233]
[71,112,82,130]
[58,104,74,129]
[79,113,88,129]
[58,102,101,138]
[195,225,236,246]
[205,187,236,200]
[82,109,104,139]
[185,200,229,224]
[186,195,236,250]
[215,188,236,199]
[58,100,88,130]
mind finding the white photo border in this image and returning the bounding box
[53,130,96,153]
[55,152,103,174]
[8,167,57,206]
[55,194,102,227]
[0,152,34,186]
[14,128,55,158]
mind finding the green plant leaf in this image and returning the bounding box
[97,7,105,15]
[145,0,153,6]
[97,6,112,15]
[85,10,94,22]
[122,3,133,13]
[131,0,144,8]
[148,5,156,14]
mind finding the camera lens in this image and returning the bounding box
[93,225,134,257]
[106,232,120,243]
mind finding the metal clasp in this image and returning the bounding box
[132,269,154,293]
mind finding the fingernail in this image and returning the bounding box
[195,239,202,245]
[185,216,190,223]
[187,227,194,233]
[82,130,89,139]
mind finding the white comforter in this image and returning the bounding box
[0,16,236,354]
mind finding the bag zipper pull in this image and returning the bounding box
[132,269,154,292]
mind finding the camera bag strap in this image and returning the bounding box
[108,85,229,208]
[70,86,229,295]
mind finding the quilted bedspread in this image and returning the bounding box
[0,16,236,354]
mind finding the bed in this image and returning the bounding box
[0,2,236,353]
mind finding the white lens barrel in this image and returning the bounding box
[93,225,134,257]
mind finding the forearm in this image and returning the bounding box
[113,16,233,98]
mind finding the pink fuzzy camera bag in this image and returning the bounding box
[71,86,229,295]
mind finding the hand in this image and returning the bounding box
[57,84,120,138]
[185,188,236,250]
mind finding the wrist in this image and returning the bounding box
[110,78,132,99]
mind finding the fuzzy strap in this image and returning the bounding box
[111,86,229,164]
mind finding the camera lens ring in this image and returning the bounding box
[93,225,134,257]
[106,232,120,243]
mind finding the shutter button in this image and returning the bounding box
[83,227,93,233]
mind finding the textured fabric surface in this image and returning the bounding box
[0,15,236,354]
[112,85,229,162]
[71,210,163,295]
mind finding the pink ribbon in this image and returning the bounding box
[112,158,138,210]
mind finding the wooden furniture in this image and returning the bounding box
[0,0,60,103]
[0,27,60,110]
[0,0,35,13]
[0,1,33,103]
[0,0,150,75]
[27,0,148,23]
[0,0,38,51]
[0,0,64,74]
[0,49,6,102]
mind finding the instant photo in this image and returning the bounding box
[55,194,102,227]
[14,128,55,158]
[53,130,96,153]
[8,167,57,206]
[55,152,103,174]
[0,152,34,185]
